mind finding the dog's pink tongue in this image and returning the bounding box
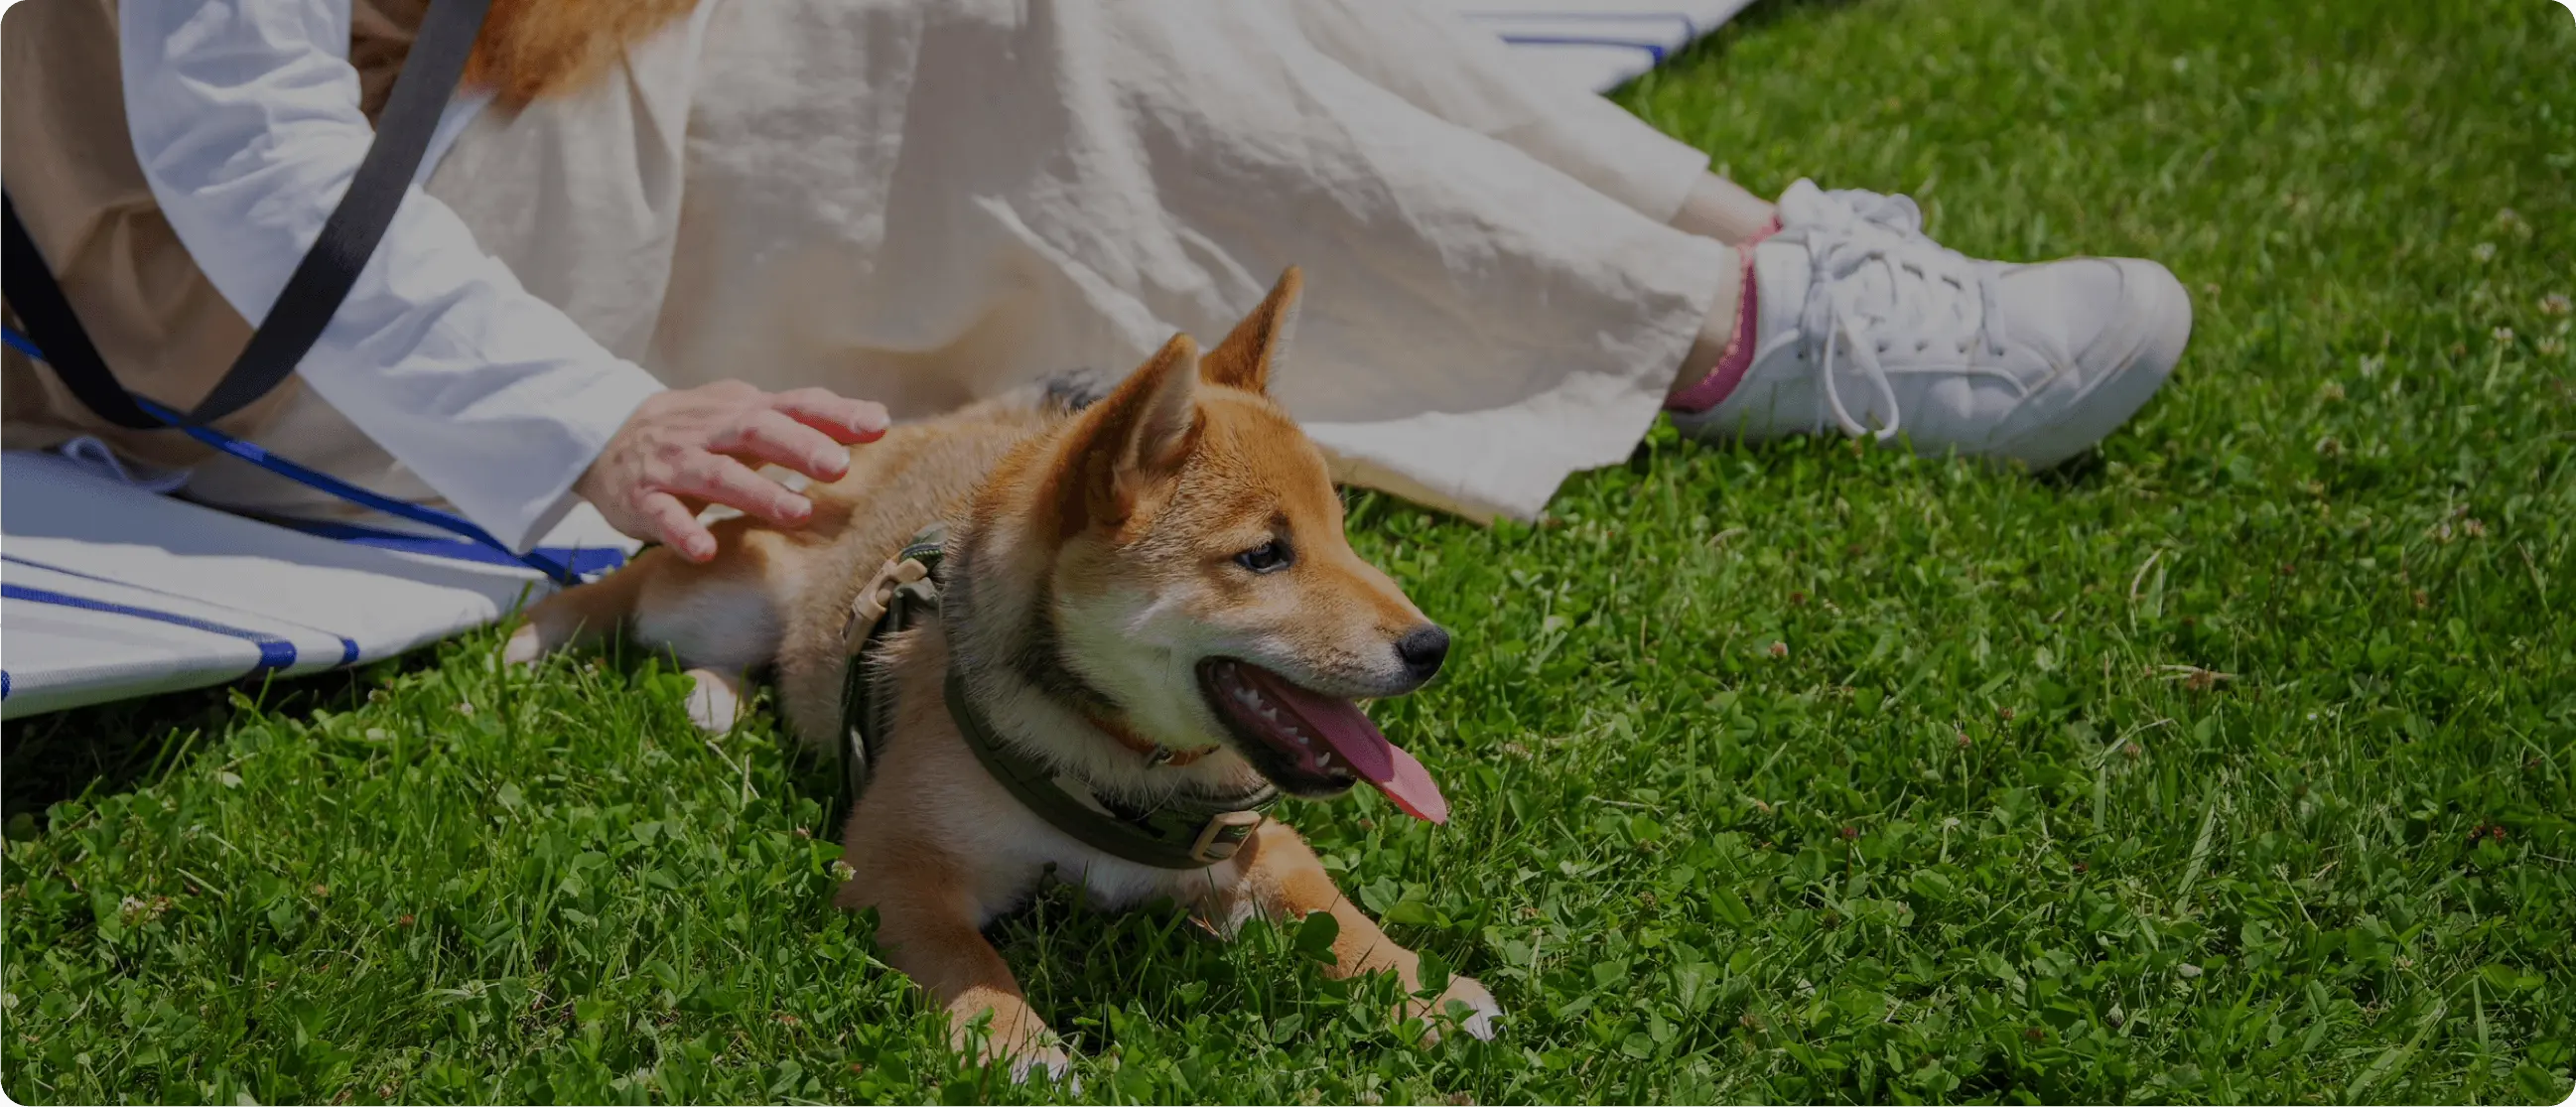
[1251,670,1448,824]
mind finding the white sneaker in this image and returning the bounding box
[1676,180,2193,469]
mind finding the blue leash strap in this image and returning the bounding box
[4,325,586,587]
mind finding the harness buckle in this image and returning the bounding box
[1187,809,1265,864]
[841,555,931,652]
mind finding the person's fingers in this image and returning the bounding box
[721,409,850,482]
[639,490,717,562]
[669,453,813,527]
[771,387,889,445]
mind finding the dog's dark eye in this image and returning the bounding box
[1235,539,1291,574]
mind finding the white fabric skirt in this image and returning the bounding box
[197,0,1731,525]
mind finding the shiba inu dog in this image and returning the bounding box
[508,269,1499,1076]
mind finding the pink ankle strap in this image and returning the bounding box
[1667,217,1780,413]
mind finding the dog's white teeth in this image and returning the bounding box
[1315,752,1336,769]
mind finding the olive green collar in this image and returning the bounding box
[943,670,1276,869]
[837,524,1276,870]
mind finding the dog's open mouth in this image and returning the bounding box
[1197,658,1447,823]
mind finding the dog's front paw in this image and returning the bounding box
[1009,1042,1078,1089]
[949,1002,1078,1089]
[681,668,745,734]
[502,623,547,667]
[1410,974,1502,1044]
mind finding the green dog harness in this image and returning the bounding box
[834,525,951,807]
[836,526,1277,869]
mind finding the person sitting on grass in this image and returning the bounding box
[2,0,2191,560]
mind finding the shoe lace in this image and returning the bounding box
[1790,191,2004,441]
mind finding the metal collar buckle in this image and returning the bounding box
[1187,809,1265,864]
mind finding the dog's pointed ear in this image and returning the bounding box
[1053,332,1202,535]
[1120,333,1202,475]
[1199,266,1302,394]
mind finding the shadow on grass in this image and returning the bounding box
[0,633,859,843]
[1,667,381,828]
[583,637,856,839]
[1720,0,1872,34]
[2033,448,2112,489]
[1636,415,2122,491]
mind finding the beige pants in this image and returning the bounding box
[192,0,1730,526]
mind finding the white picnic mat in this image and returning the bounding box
[0,2,1752,718]
[1457,1,1755,92]
[0,449,638,716]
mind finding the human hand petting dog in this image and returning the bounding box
[576,380,889,561]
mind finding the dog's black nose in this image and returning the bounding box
[1395,625,1450,682]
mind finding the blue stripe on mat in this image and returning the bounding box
[2,583,299,672]
[1457,10,1700,33]
[0,553,360,666]
[274,518,628,577]
[1494,35,1670,62]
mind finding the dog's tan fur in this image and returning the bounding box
[349,0,697,114]
[464,0,701,105]
[510,270,1498,1076]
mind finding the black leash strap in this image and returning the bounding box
[1,0,492,429]
[1,193,152,427]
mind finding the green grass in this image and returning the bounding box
[7,0,2573,1101]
